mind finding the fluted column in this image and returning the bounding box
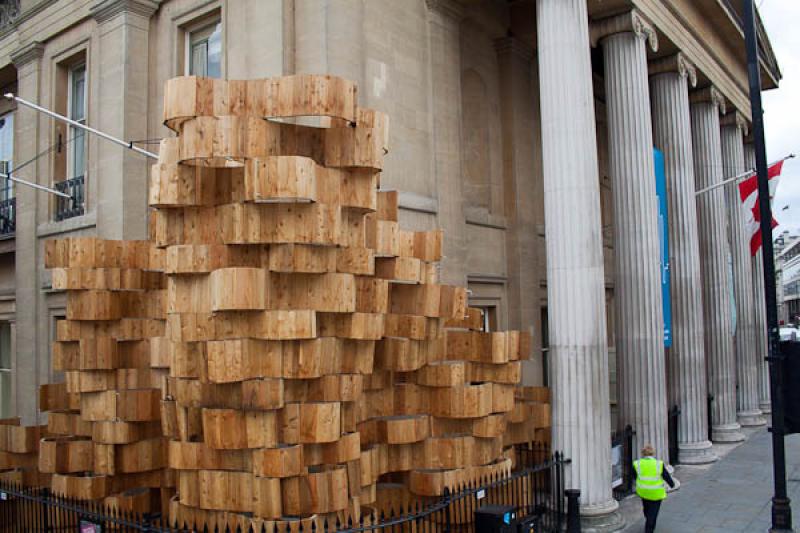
[691,88,744,442]
[720,113,765,427]
[649,55,716,464]
[537,0,620,527]
[744,142,771,414]
[592,10,668,462]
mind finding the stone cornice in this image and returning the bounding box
[425,0,464,22]
[10,41,44,67]
[690,86,727,114]
[720,111,749,136]
[649,53,697,88]
[493,37,534,62]
[590,9,658,52]
[91,0,161,23]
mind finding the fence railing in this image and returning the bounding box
[0,196,13,235]
[54,175,85,221]
[0,446,570,532]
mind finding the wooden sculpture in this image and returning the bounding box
[7,74,551,529]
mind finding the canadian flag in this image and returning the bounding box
[738,160,785,256]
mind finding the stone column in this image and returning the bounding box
[649,54,716,464]
[720,112,764,427]
[537,1,621,528]
[744,143,771,414]
[11,42,45,425]
[592,10,668,462]
[90,0,159,240]
[690,88,744,442]
[424,0,467,286]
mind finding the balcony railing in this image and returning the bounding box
[0,0,19,32]
[54,175,85,221]
[0,196,13,235]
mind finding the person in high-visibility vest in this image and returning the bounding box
[633,444,675,533]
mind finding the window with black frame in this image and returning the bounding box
[0,112,14,235]
[54,62,86,221]
[187,19,222,79]
[0,322,11,418]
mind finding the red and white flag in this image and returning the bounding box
[738,160,785,256]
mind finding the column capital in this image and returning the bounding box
[10,41,44,68]
[90,0,161,24]
[649,53,697,87]
[494,37,534,62]
[690,86,727,114]
[425,0,465,22]
[590,9,658,52]
[720,111,749,136]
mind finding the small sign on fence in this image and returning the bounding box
[476,488,486,500]
[0,492,7,501]
[611,442,623,489]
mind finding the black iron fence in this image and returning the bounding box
[0,196,13,235]
[54,175,85,221]
[0,447,570,532]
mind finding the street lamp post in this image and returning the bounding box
[741,1,793,531]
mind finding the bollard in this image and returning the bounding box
[565,488,581,533]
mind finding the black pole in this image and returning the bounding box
[742,1,793,531]
[565,489,581,533]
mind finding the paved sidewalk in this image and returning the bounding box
[619,427,800,532]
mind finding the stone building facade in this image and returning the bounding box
[0,0,782,526]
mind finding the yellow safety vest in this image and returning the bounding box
[633,457,666,501]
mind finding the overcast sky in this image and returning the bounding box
[761,0,800,234]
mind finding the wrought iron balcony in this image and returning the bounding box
[0,0,19,32]
[0,196,13,235]
[54,175,85,221]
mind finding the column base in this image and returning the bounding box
[760,401,772,415]
[678,440,718,464]
[738,409,766,427]
[712,422,746,443]
[581,499,625,532]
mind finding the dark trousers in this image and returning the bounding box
[642,499,662,533]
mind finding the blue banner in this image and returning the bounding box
[654,148,672,348]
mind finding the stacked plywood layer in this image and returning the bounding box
[9,74,550,529]
[40,237,171,513]
[0,418,49,487]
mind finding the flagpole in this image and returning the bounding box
[694,153,795,196]
[743,1,792,531]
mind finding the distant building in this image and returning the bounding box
[778,232,800,323]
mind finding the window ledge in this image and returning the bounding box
[464,206,506,229]
[467,273,507,285]
[37,211,96,238]
[397,191,438,215]
[0,236,14,255]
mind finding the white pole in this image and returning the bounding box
[0,172,71,198]
[4,93,159,160]
[695,154,795,196]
